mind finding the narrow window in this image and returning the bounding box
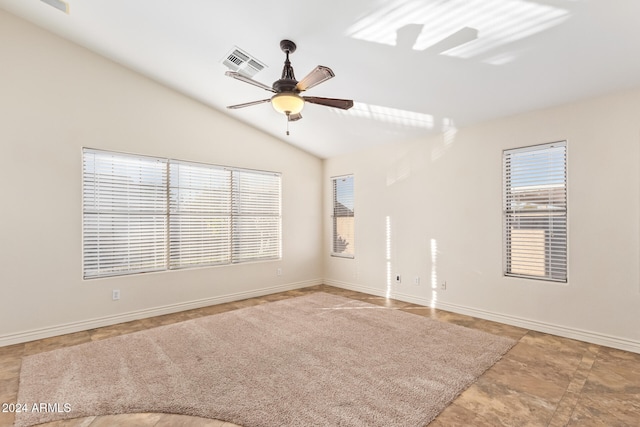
[503,141,567,282]
[332,175,355,257]
[83,149,168,278]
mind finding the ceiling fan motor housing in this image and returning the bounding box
[273,78,298,93]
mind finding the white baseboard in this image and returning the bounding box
[325,279,640,354]
[0,279,322,347]
[7,277,638,355]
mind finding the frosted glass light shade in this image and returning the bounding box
[271,92,305,115]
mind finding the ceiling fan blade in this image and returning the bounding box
[296,66,335,91]
[304,96,354,110]
[225,71,275,93]
[288,112,303,122]
[227,99,271,109]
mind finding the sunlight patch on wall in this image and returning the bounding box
[345,0,569,60]
[386,216,393,299]
[386,155,412,187]
[442,117,457,146]
[431,117,458,161]
[430,238,438,308]
[332,102,434,129]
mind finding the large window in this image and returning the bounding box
[503,141,567,282]
[83,149,281,278]
[331,175,355,257]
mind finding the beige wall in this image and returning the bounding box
[324,87,640,352]
[0,10,323,344]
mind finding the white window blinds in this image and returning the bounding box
[83,149,282,278]
[83,149,168,278]
[168,163,281,267]
[232,170,282,262]
[503,141,567,282]
[169,161,232,268]
[332,175,355,257]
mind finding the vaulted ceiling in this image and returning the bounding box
[2,0,640,158]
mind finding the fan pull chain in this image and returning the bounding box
[286,113,290,136]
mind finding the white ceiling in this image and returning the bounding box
[2,0,640,158]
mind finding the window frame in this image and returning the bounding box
[331,174,355,258]
[82,148,282,279]
[502,141,568,283]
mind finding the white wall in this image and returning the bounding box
[0,10,323,345]
[324,88,640,352]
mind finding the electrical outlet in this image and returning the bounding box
[395,274,401,284]
[441,281,447,291]
[276,268,282,276]
[414,276,420,285]
[112,289,120,300]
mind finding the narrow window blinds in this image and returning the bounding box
[331,175,355,257]
[503,141,567,282]
[83,149,281,278]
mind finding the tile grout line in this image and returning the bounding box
[546,345,600,427]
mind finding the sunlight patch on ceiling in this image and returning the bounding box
[483,51,520,65]
[346,0,570,59]
[332,102,434,129]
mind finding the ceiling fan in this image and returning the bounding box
[226,39,354,134]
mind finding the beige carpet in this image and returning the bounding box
[16,292,515,427]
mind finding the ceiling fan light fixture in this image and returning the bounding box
[271,92,305,115]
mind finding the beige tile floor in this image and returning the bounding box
[1,284,639,426]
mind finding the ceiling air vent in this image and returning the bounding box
[40,0,69,14]
[223,47,266,78]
